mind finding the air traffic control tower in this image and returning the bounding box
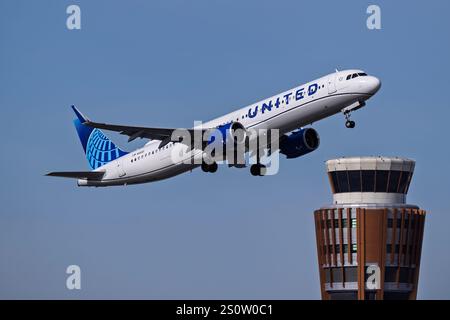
[313,156,426,300]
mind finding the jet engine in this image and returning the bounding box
[210,121,246,145]
[279,128,320,159]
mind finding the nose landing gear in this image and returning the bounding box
[344,112,356,129]
[341,101,365,129]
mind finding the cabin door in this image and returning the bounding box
[116,159,126,177]
[328,74,337,94]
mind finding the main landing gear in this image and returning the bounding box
[344,112,356,129]
[201,161,217,173]
[250,140,267,176]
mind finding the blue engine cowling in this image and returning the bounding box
[279,128,320,159]
[208,121,246,145]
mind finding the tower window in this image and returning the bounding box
[375,170,389,192]
[388,170,401,193]
[361,170,376,192]
[348,170,362,192]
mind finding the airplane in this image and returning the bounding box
[46,69,381,187]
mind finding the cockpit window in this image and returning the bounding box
[347,72,367,80]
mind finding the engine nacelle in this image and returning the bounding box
[210,121,246,145]
[279,128,320,159]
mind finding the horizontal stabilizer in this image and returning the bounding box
[46,171,105,180]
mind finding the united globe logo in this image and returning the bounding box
[86,129,127,169]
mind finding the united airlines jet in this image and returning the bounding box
[47,69,381,187]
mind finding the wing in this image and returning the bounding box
[72,106,207,148]
[84,120,185,141]
[46,171,105,180]
[84,120,209,148]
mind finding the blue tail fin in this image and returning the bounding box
[71,105,128,170]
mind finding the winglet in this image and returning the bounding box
[71,105,89,123]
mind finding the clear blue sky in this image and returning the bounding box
[1,0,449,299]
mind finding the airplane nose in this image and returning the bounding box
[367,76,381,94]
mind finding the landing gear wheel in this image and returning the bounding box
[209,162,218,173]
[250,164,259,176]
[201,161,218,173]
[345,120,356,128]
[344,111,356,129]
[250,164,266,176]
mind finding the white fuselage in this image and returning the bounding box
[78,69,381,186]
